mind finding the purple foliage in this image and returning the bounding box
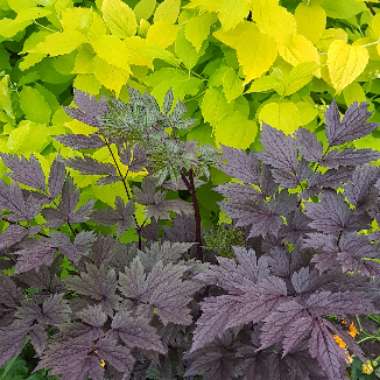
[0,96,379,380]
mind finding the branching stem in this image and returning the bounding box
[181,168,203,261]
[103,136,143,250]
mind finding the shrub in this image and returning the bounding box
[0,90,380,379]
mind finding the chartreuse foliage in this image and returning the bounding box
[0,0,380,234]
[0,89,380,379]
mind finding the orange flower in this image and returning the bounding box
[348,322,358,338]
[333,335,347,349]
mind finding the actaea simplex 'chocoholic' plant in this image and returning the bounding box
[0,89,380,379]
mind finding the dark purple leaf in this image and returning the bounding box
[64,89,108,127]
[56,134,105,149]
[1,154,45,191]
[322,149,380,168]
[295,128,323,162]
[325,101,378,146]
[65,156,116,176]
[220,146,260,184]
[48,157,66,198]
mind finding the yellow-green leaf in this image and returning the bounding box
[214,111,258,149]
[73,74,101,95]
[295,3,326,44]
[102,0,137,38]
[92,56,130,95]
[19,85,51,124]
[134,0,156,20]
[343,82,366,105]
[279,34,320,67]
[327,40,369,93]
[222,66,244,102]
[7,121,51,153]
[252,0,296,45]
[185,0,250,31]
[145,67,202,103]
[91,35,130,71]
[258,101,301,134]
[201,88,235,125]
[0,75,14,120]
[320,0,366,19]
[31,30,87,57]
[283,62,319,95]
[60,7,93,32]
[146,21,178,48]
[0,7,51,39]
[154,0,180,24]
[316,28,347,51]
[184,13,215,52]
[215,22,278,83]
[175,28,203,69]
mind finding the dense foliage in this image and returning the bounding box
[2,0,380,378]
[0,89,379,379]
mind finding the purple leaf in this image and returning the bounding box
[295,128,323,162]
[220,146,260,184]
[322,149,380,168]
[48,157,66,198]
[325,101,378,146]
[64,89,108,127]
[1,154,45,192]
[56,134,105,149]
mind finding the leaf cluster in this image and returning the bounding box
[0,91,380,379]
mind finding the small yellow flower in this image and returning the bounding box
[362,360,374,375]
[99,359,106,368]
[345,354,353,364]
[333,335,347,350]
[348,322,358,338]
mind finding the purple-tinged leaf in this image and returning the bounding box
[304,192,351,233]
[220,146,260,184]
[64,89,108,127]
[51,232,96,263]
[29,324,48,355]
[344,165,379,206]
[325,101,378,146]
[42,177,93,226]
[0,224,29,251]
[48,157,66,198]
[295,128,323,162]
[1,154,45,191]
[13,239,56,273]
[56,134,105,150]
[322,149,380,168]
[112,311,166,353]
[308,167,354,192]
[308,321,347,380]
[65,157,116,176]
[0,181,41,221]
[258,124,299,186]
[92,197,134,234]
[37,333,106,380]
[0,320,31,366]
[259,300,307,351]
[77,304,107,328]
[337,233,380,276]
[95,334,136,376]
[66,264,120,315]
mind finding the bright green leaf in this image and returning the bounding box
[102,0,137,38]
[134,0,156,20]
[19,85,51,123]
[154,0,180,24]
